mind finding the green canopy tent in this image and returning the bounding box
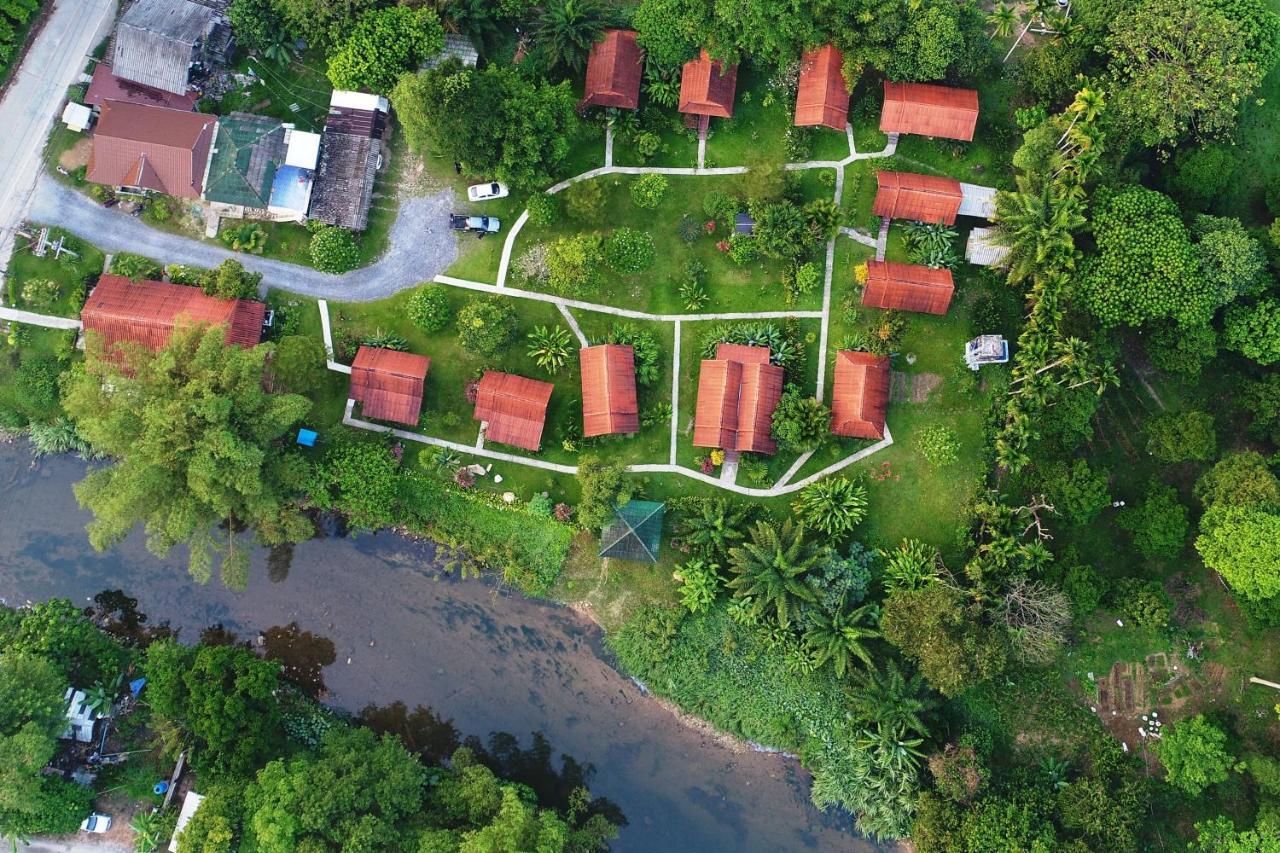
[599,500,665,564]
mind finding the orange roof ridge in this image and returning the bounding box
[861,260,955,315]
[82,275,265,355]
[880,81,979,142]
[581,344,638,437]
[679,49,738,118]
[831,350,890,439]
[794,45,849,130]
[582,29,643,110]
[350,346,431,426]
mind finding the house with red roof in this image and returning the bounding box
[830,351,891,439]
[581,30,643,110]
[349,347,431,427]
[86,100,216,198]
[861,260,955,315]
[880,81,979,141]
[474,371,554,452]
[580,344,638,437]
[693,343,784,455]
[794,45,849,131]
[679,50,737,132]
[873,171,964,225]
[81,275,264,355]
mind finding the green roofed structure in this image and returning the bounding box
[599,500,665,563]
[204,113,286,210]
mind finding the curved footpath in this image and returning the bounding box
[29,176,458,301]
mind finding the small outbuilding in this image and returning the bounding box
[581,29,643,110]
[679,50,738,124]
[474,371,554,452]
[872,171,963,225]
[861,260,955,316]
[81,275,266,354]
[794,45,849,131]
[693,343,784,455]
[599,500,666,563]
[62,102,93,132]
[61,688,99,743]
[349,346,431,427]
[880,80,979,142]
[112,0,223,97]
[84,63,197,111]
[580,344,638,437]
[830,350,891,440]
[965,226,1009,267]
[310,91,389,231]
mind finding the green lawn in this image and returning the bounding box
[5,227,104,318]
[704,64,792,168]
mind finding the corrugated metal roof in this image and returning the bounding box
[872,171,963,225]
[679,50,737,118]
[81,275,265,355]
[422,33,479,70]
[349,346,430,426]
[582,29,643,110]
[966,226,1009,266]
[474,371,554,451]
[957,182,997,219]
[85,64,197,110]
[693,345,783,455]
[113,0,213,95]
[204,113,286,208]
[880,81,979,141]
[86,100,216,198]
[580,344,639,437]
[794,45,849,130]
[831,350,890,439]
[861,260,955,315]
[310,132,378,230]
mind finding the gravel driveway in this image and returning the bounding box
[29,176,459,302]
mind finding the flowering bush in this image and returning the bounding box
[603,228,656,273]
[554,502,573,522]
[630,174,668,208]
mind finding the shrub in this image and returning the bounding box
[635,130,661,159]
[630,174,668,209]
[917,425,960,466]
[676,215,702,242]
[525,193,559,227]
[702,190,737,226]
[727,233,758,265]
[1041,459,1111,525]
[527,493,554,517]
[1119,480,1188,560]
[109,253,161,281]
[564,180,605,220]
[525,325,573,374]
[513,243,551,286]
[1223,298,1280,365]
[221,222,268,254]
[1145,411,1216,462]
[1112,577,1172,628]
[546,234,605,296]
[20,278,59,308]
[793,477,868,536]
[606,322,661,385]
[309,226,361,273]
[603,228,655,273]
[201,259,262,300]
[406,284,451,333]
[1167,145,1235,210]
[1061,561,1108,616]
[1146,322,1217,377]
[576,455,626,530]
[790,262,822,297]
[455,297,517,356]
[674,559,722,613]
[771,386,829,453]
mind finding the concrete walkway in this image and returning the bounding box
[0,306,81,330]
[29,177,458,302]
[839,226,878,249]
[557,304,588,347]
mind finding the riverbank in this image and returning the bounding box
[0,441,877,852]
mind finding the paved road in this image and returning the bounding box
[0,0,118,275]
[30,176,459,301]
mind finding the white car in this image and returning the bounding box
[81,813,112,833]
[467,181,509,202]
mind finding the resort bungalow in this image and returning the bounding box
[310,91,389,231]
[349,346,431,427]
[581,29,643,110]
[794,45,850,131]
[473,371,554,452]
[861,260,955,316]
[873,171,963,226]
[580,344,639,437]
[679,50,738,134]
[880,80,979,142]
[86,100,217,199]
[830,351,891,440]
[81,275,266,353]
[693,343,784,455]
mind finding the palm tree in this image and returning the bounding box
[845,660,937,737]
[726,519,821,628]
[992,184,1085,285]
[444,0,502,44]
[880,539,941,593]
[526,325,573,374]
[804,599,879,677]
[83,672,123,716]
[261,30,298,65]
[676,499,750,559]
[988,3,1016,38]
[130,810,162,853]
[1057,85,1106,146]
[535,0,611,72]
[792,477,868,536]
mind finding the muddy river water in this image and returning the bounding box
[0,442,879,852]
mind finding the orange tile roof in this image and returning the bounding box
[872,171,963,225]
[86,100,216,198]
[862,260,955,315]
[693,344,783,455]
[580,344,639,437]
[794,45,849,130]
[81,274,265,355]
[474,371,554,451]
[350,346,431,426]
[582,29,643,109]
[831,351,890,439]
[679,50,738,118]
[880,81,979,141]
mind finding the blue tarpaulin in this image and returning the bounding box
[297,429,317,447]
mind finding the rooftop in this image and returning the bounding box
[580,344,639,437]
[474,371,554,451]
[86,100,217,198]
[203,113,286,209]
[830,350,891,439]
[113,0,215,95]
[599,500,666,563]
[794,45,849,130]
[861,260,955,316]
[81,275,265,355]
[693,343,783,454]
[85,64,198,110]
[349,346,431,426]
[582,29,643,110]
[872,171,963,225]
[679,50,738,118]
[880,81,979,142]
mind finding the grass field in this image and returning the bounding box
[5,226,104,318]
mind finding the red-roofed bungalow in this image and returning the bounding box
[81,274,265,354]
[693,343,784,455]
[794,45,849,131]
[872,171,964,225]
[880,81,979,141]
[831,351,890,439]
[474,371,554,451]
[581,29,643,110]
[349,346,431,426]
[679,50,738,129]
[861,260,955,315]
[580,344,638,437]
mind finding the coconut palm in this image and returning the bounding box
[676,498,750,559]
[845,660,937,737]
[526,325,573,374]
[726,519,821,628]
[534,0,611,72]
[792,477,868,536]
[988,3,1016,38]
[992,184,1085,285]
[804,599,879,677]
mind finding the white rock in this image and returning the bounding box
[494,474,503,483]
[502,491,516,503]
[1116,619,1124,627]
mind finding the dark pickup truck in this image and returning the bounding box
[449,213,501,236]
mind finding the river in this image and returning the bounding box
[0,441,877,852]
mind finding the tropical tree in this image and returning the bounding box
[525,325,573,374]
[803,599,879,677]
[1155,715,1234,795]
[845,660,936,737]
[326,6,445,95]
[1056,84,1106,147]
[991,183,1085,285]
[793,477,869,537]
[880,539,941,593]
[726,520,821,628]
[988,3,1016,38]
[534,0,611,71]
[676,499,750,559]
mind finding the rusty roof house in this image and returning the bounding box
[310,90,388,231]
[861,260,955,315]
[86,100,217,198]
[794,45,850,131]
[831,350,891,440]
[85,63,198,111]
[81,275,265,355]
[679,49,737,133]
[474,371,554,452]
[581,29,643,110]
[873,171,964,225]
[580,344,639,437]
[693,343,784,455]
[112,0,232,97]
[349,346,431,426]
[880,81,979,141]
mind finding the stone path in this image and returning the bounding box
[839,226,878,249]
[558,304,588,347]
[876,216,890,261]
[0,306,80,330]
